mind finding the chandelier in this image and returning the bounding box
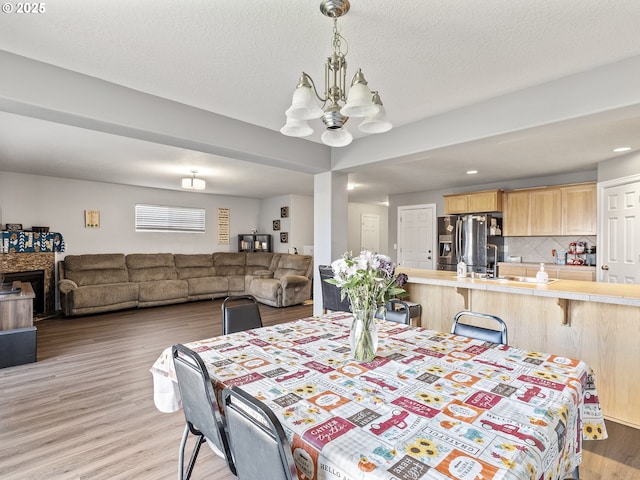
[280,0,392,147]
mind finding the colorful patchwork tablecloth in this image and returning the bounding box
[151,312,606,480]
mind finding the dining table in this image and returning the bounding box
[150,312,607,480]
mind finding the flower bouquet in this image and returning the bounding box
[327,251,407,361]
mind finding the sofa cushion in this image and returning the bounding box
[273,254,312,280]
[187,276,228,296]
[213,252,246,276]
[245,252,275,275]
[63,254,129,286]
[138,280,188,302]
[175,254,216,279]
[69,283,139,308]
[127,253,177,282]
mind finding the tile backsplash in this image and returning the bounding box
[504,236,596,264]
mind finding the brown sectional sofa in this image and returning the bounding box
[58,252,313,316]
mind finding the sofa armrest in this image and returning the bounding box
[252,269,274,279]
[58,279,78,294]
[280,275,310,288]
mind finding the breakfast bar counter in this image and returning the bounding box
[398,268,640,430]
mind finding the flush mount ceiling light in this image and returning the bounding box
[612,146,632,153]
[181,170,206,190]
[281,0,392,147]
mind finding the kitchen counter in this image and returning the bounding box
[400,268,636,306]
[498,261,596,271]
[398,268,640,429]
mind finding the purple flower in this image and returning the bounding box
[395,273,408,287]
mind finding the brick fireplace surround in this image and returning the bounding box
[1,252,55,318]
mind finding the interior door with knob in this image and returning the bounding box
[599,178,640,283]
[398,204,436,269]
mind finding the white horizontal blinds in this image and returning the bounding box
[135,204,205,233]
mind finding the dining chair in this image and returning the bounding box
[451,310,508,345]
[221,295,263,335]
[375,299,411,324]
[172,344,236,480]
[222,386,299,480]
[318,265,351,313]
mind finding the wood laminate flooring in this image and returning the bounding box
[0,300,638,479]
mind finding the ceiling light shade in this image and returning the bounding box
[340,70,379,118]
[281,0,391,147]
[321,127,353,147]
[280,117,313,137]
[359,92,392,133]
[285,78,324,120]
[182,171,205,190]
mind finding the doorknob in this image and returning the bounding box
[601,264,609,270]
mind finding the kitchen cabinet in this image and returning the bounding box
[503,182,595,236]
[444,189,503,214]
[502,190,531,236]
[531,188,562,235]
[562,183,597,235]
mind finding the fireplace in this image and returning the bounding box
[3,270,45,315]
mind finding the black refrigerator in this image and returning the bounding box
[437,215,503,275]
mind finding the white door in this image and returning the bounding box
[398,204,436,269]
[600,178,640,283]
[361,214,380,252]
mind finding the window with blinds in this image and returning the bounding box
[135,204,206,233]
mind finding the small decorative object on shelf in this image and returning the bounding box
[5,224,22,231]
[326,251,407,362]
[238,234,272,252]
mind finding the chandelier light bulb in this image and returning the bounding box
[321,128,353,147]
[280,117,313,137]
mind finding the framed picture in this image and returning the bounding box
[272,220,280,231]
[84,209,100,228]
[280,232,288,243]
[5,223,22,231]
[280,206,289,218]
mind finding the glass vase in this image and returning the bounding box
[350,308,379,362]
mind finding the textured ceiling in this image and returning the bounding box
[1,0,640,203]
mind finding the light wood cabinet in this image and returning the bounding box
[444,189,503,214]
[503,182,595,236]
[530,188,561,235]
[503,191,531,236]
[561,183,597,235]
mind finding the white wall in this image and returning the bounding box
[347,202,390,257]
[0,172,261,257]
[259,194,314,254]
[598,151,640,182]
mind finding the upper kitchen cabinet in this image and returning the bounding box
[503,182,596,236]
[561,183,596,235]
[503,190,532,236]
[531,188,562,235]
[444,189,503,214]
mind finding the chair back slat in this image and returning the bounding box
[451,311,508,345]
[222,295,263,335]
[223,387,298,480]
[172,344,235,472]
[318,265,351,313]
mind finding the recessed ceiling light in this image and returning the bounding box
[466,170,478,175]
[347,183,356,190]
[613,146,632,153]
